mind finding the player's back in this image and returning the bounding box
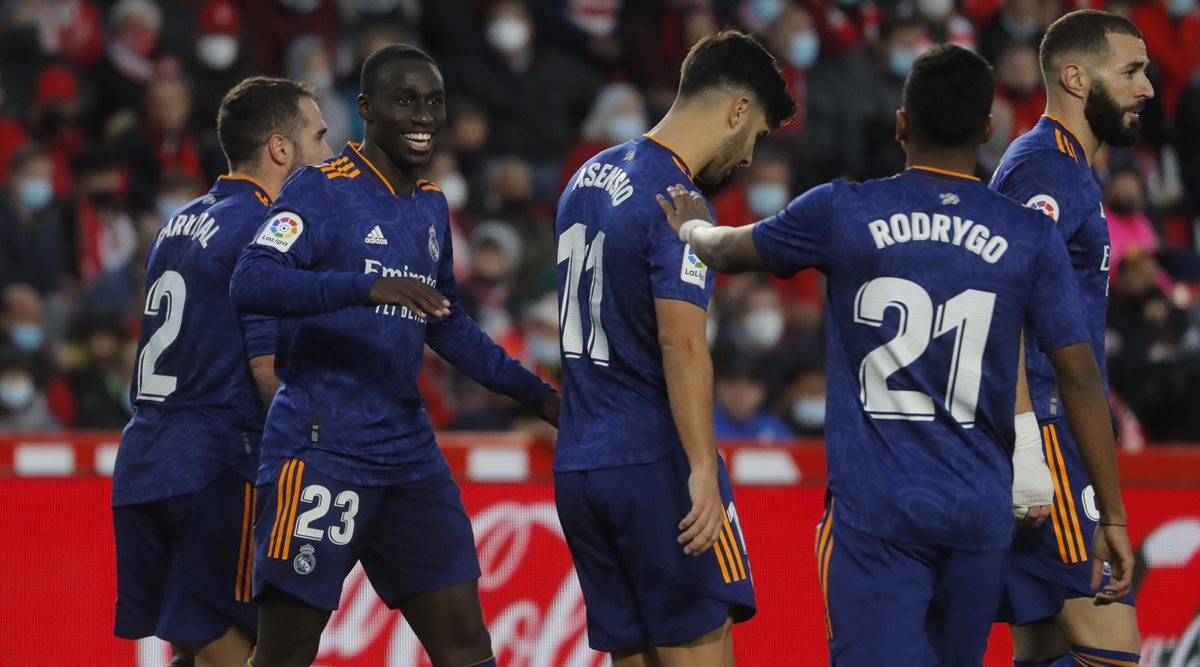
[753,167,1087,550]
[114,176,275,506]
[554,136,714,472]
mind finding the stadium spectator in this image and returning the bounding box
[0,147,70,294]
[713,354,794,443]
[67,148,138,289]
[0,346,59,431]
[913,0,977,49]
[760,3,820,138]
[993,42,1046,143]
[89,0,176,128]
[559,82,649,190]
[240,0,340,76]
[461,221,524,342]
[977,0,1045,64]
[65,314,133,429]
[284,36,352,150]
[1132,0,1200,123]
[188,0,251,139]
[775,363,828,437]
[1106,168,1172,292]
[28,64,83,197]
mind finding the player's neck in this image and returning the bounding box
[357,139,419,195]
[229,166,286,201]
[1044,98,1100,165]
[645,110,719,179]
[904,146,979,179]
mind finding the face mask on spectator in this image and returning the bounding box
[1108,197,1138,216]
[748,183,789,217]
[747,0,785,25]
[157,196,190,221]
[787,31,820,69]
[0,377,34,410]
[791,397,826,429]
[488,16,531,55]
[440,172,468,211]
[197,34,239,70]
[888,47,921,77]
[916,0,954,21]
[9,324,44,352]
[306,69,334,91]
[743,307,784,350]
[526,334,560,366]
[1169,0,1195,18]
[17,178,54,211]
[607,113,645,143]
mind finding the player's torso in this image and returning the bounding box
[993,120,1110,419]
[821,171,1048,549]
[266,161,448,471]
[116,179,272,504]
[553,138,707,471]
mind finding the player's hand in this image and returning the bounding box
[678,467,724,556]
[1013,413,1052,527]
[1090,522,1134,604]
[656,184,713,238]
[368,277,450,318]
[1016,504,1052,528]
[541,391,560,428]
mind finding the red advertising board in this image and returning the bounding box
[2,478,1198,666]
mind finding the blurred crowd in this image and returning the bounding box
[1,0,1199,442]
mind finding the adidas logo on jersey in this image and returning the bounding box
[365,225,388,245]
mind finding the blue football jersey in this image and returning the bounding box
[990,115,1110,421]
[113,176,277,506]
[231,144,551,487]
[752,168,1090,550]
[553,136,716,472]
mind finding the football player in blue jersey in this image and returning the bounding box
[660,44,1134,667]
[230,45,557,667]
[553,31,796,667]
[990,10,1153,667]
[112,77,333,667]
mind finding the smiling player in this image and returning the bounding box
[230,45,558,667]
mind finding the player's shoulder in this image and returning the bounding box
[414,178,449,215]
[274,162,351,211]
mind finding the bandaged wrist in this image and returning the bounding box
[678,219,713,245]
[1014,412,1041,453]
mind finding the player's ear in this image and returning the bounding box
[729,96,751,129]
[982,114,994,145]
[895,108,907,147]
[1060,63,1089,100]
[266,133,290,167]
[357,93,371,123]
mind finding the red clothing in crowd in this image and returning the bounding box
[1132,2,1200,119]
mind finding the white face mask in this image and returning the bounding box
[197,34,239,70]
[306,69,334,91]
[488,16,531,55]
[0,378,35,410]
[916,0,954,21]
[606,113,646,143]
[742,307,784,350]
[791,397,826,429]
[440,172,468,211]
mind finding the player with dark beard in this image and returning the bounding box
[989,10,1153,667]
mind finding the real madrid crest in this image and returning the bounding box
[294,543,317,575]
[428,224,440,261]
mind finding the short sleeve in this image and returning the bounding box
[1025,228,1090,353]
[645,188,714,309]
[751,182,836,277]
[241,313,277,359]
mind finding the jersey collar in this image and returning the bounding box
[641,134,694,181]
[907,165,981,182]
[214,174,273,206]
[1040,115,1085,164]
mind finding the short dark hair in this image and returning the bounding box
[902,44,994,149]
[678,30,797,129]
[1039,10,1143,74]
[8,144,49,174]
[360,43,437,98]
[216,76,315,168]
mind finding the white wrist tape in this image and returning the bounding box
[678,219,713,245]
[1013,411,1053,517]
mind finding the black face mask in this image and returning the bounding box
[39,108,75,134]
[87,190,119,209]
[1108,198,1137,216]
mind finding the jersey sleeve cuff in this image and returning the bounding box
[351,273,378,306]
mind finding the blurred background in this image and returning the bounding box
[1,0,1200,443]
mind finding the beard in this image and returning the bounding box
[697,122,754,185]
[1085,83,1143,147]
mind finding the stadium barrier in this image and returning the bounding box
[1,433,1197,666]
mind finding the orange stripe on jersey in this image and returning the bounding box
[268,460,294,559]
[1083,654,1139,667]
[713,534,733,584]
[910,165,982,181]
[1050,426,1087,561]
[671,157,690,179]
[254,191,270,207]
[723,515,746,581]
[821,534,835,639]
[1044,115,1086,152]
[281,461,305,560]
[235,482,253,601]
[1055,129,1068,154]
[1070,654,1106,667]
[815,503,836,639]
[641,133,693,178]
[1043,426,1075,562]
[218,174,274,204]
[416,179,443,192]
[717,532,741,582]
[349,143,397,195]
[244,487,256,600]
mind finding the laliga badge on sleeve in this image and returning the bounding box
[1025,194,1060,222]
[257,212,305,252]
[680,244,707,287]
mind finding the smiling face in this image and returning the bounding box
[359,58,446,170]
[1083,32,1153,146]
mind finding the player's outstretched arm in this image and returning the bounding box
[1046,342,1133,604]
[655,297,724,557]
[1013,333,1054,528]
[656,185,764,273]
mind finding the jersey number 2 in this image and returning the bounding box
[558,223,610,365]
[855,277,995,426]
[136,270,188,402]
